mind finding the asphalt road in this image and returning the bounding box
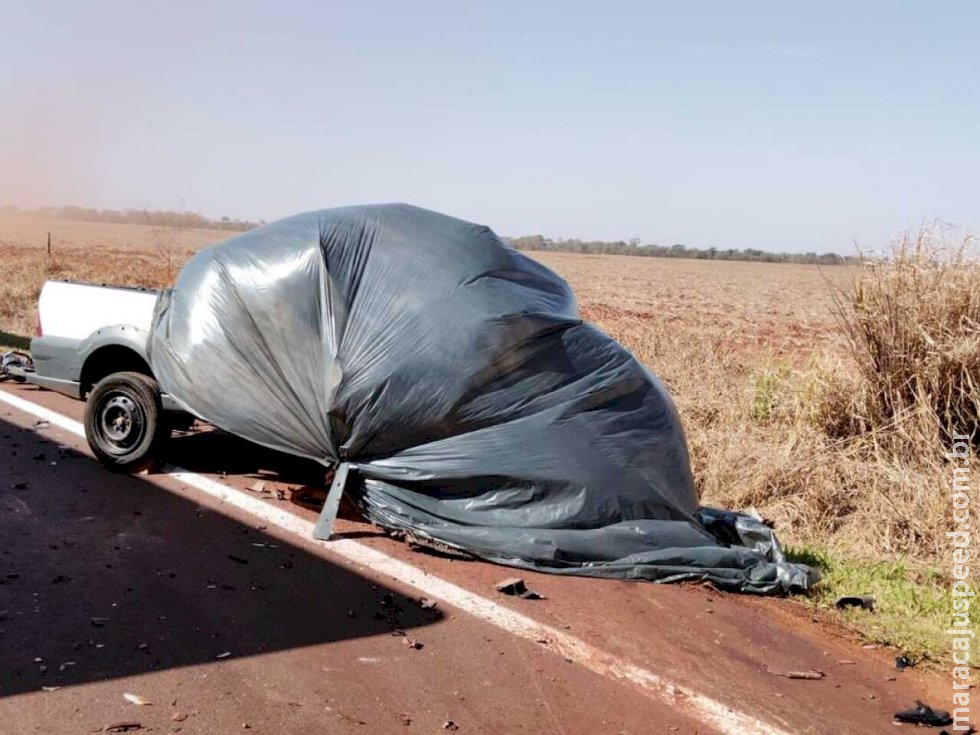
[0,382,953,734]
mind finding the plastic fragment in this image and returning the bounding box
[894,701,953,726]
[494,578,544,600]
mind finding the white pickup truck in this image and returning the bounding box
[19,280,189,472]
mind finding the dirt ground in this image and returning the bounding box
[0,381,958,734]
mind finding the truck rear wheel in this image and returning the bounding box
[84,371,170,473]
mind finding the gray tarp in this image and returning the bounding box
[149,204,814,594]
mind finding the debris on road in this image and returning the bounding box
[402,637,423,650]
[834,595,875,612]
[90,617,109,627]
[443,720,459,731]
[41,686,61,692]
[123,693,152,706]
[893,700,953,726]
[227,554,249,565]
[766,667,825,680]
[215,651,232,659]
[101,722,142,733]
[419,597,438,610]
[247,480,268,494]
[171,712,189,722]
[494,578,544,600]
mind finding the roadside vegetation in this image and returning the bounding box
[510,233,855,264]
[0,217,976,670]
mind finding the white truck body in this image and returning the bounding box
[37,281,158,340]
[28,280,171,405]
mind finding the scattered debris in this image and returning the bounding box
[11,482,26,490]
[90,617,110,627]
[41,686,61,692]
[400,715,412,726]
[494,578,544,600]
[402,637,423,650]
[248,480,267,494]
[443,720,459,731]
[101,722,142,733]
[834,595,875,612]
[227,554,249,565]
[215,651,232,659]
[123,693,152,706]
[895,654,915,671]
[893,701,953,727]
[766,667,825,680]
[171,713,189,723]
[32,420,50,430]
[419,597,438,610]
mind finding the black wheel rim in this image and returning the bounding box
[95,390,147,456]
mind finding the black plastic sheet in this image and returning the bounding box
[149,204,814,594]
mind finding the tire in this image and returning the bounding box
[84,371,171,473]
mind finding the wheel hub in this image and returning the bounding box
[98,392,145,452]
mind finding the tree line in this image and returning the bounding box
[1,204,852,264]
[507,235,855,265]
[0,204,261,232]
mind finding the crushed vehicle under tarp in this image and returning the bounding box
[148,204,815,594]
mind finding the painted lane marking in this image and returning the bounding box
[0,388,792,735]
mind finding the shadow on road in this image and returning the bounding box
[0,414,439,698]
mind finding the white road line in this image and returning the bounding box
[0,388,792,735]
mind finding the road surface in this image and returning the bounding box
[0,382,952,734]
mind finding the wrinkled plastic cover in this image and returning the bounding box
[149,204,814,594]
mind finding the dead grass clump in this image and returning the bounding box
[829,229,980,448]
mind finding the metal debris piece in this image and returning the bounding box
[834,595,875,612]
[101,722,142,733]
[893,700,953,727]
[123,693,152,706]
[766,667,825,680]
[215,651,232,659]
[494,578,544,600]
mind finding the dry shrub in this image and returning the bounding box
[696,230,978,561]
[830,229,980,448]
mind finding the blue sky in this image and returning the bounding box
[1,1,977,252]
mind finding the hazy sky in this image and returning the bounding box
[2,1,978,251]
